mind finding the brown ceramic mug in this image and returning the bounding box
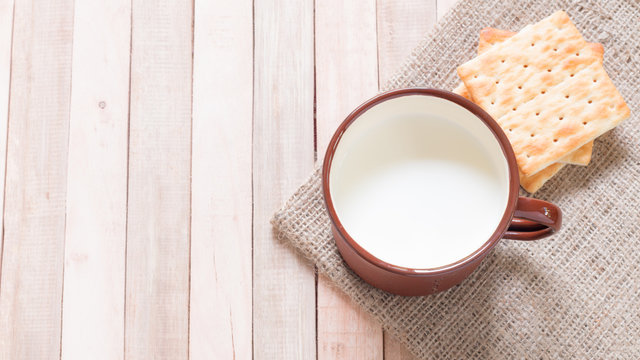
[322,88,561,296]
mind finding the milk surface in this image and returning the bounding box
[330,114,509,269]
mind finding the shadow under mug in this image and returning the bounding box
[321,88,562,296]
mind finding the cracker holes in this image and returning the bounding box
[583,121,588,125]
[553,139,558,142]
[508,128,513,132]
[565,95,570,99]
[496,80,500,84]
[474,75,478,78]
[570,73,575,77]
[535,112,540,116]
[588,100,593,104]
[576,52,580,56]
[512,107,517,111]
[559,116,564,121]
[518,85,522,90]
[593,79,598,83]
[531,43,535,47]
[526,154,531,158]
[553,48,558,51]
[491,100,495,105]
[523,64,529,68]
[530,133,535,137]
[541,90,546,94]
[547,69,552,72]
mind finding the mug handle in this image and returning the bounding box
[503,197,562,241]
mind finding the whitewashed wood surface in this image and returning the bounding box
[0,0,456,358]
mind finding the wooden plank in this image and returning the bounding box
[376,0,437,86]
[317,276,384,359]
[252,0,316,359]
[59,0,130,359]
[315,0,380,155]
[189,0,252,359]
[384,334,418,360]
[0,0,12,263]
[376,2,437,359]
[125,0,193,357]
[0,0,74,358]
[315,1,383,359]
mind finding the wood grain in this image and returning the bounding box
[315,1,383,359]
[59,0,130,359]
[0,1,450,357]
[125,0,193,358]
[189,0,252,359]
[0,0,74,358]
[315,0,380,156]
[317,277,384,360]
[252,0,316,359]
[385,334,419,360]
[377,0,437,86]
[0,0,12,264]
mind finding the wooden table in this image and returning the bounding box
[0,0,456,358]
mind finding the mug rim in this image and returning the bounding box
[321,88,521,275]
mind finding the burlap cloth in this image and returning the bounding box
[272,0,640,358]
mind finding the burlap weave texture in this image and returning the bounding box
[272,0,640,358]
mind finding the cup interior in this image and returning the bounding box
[327,94,511,270]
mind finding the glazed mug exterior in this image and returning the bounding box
[321,88,562,296]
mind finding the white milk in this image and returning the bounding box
[329,95,510,269]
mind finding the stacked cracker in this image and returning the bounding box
[453,11,629,193]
